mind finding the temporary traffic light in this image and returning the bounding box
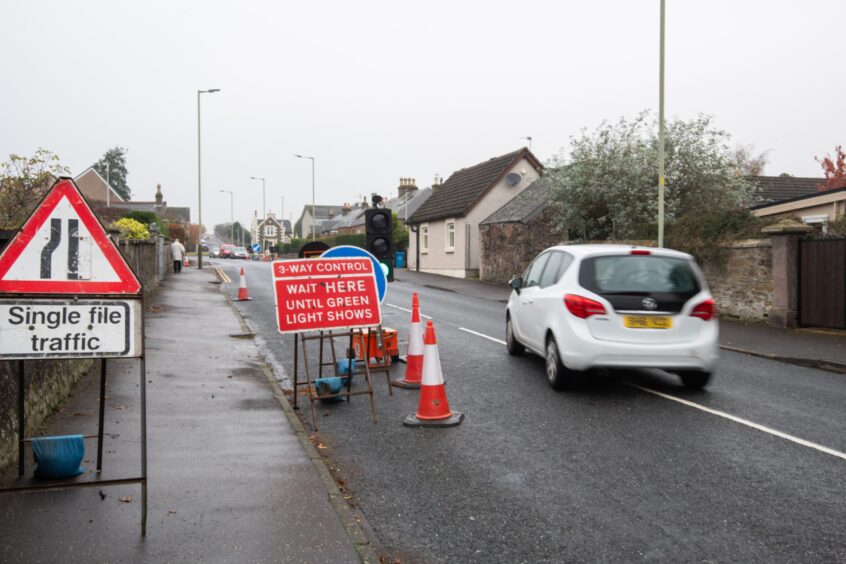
[365,208,394,282]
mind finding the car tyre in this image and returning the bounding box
[678,370,711,389]
[545,337,575,390]
[506,315,525,356]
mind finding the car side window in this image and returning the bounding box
[523,253,550,288]
[538,251,570,288]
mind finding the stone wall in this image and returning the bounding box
[115,237,171,295]
[481,215,775,322]
[702,240,773,321]
[480,208,565,283]
[0,235,168,473]
[0,359,94,471]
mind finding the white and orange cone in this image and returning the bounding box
[183,254,191,267]
[403,320,463,427]
[393,293,423,389]
[235,267,252,301]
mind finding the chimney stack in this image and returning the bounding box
[397,177,418,200]
[155,183,163,206]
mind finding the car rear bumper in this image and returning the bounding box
[554,323,719,373]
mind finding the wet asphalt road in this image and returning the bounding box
[219,260,846,563]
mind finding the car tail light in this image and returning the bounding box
[630,249,651,255]
[690,298,716,321]
[564,294,607,319]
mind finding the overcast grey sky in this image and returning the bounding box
[2,1,843,231]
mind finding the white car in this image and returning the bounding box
[506,244,718,390]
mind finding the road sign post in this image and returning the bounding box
[0,177,148,535]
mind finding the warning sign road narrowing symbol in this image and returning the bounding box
[0,178,141,295]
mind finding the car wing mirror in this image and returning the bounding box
[509,276,523,295]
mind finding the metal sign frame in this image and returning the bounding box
[0,177,148,535]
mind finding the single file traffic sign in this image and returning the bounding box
[0,178,141,295]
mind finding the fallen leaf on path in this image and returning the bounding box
[119,496,133,503]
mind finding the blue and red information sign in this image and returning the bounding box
[273,256,381,334]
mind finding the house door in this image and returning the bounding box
[798,238,846,329]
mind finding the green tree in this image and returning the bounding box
[0,148,69,228]
[548,112,758,256]
[92,146,131,200]
[392,211,409,251]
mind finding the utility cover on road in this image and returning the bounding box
[273,256,381,333]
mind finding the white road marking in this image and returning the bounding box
[385,303,431,319]
[629,384,846,461]
[459,327,506,346]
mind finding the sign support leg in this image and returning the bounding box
[140,298,148,537]
[97,358,107,472]
[18,360,25,478]
[293,334,300,410]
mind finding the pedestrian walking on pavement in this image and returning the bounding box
[171,238,186,273]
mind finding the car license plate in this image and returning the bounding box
[624,315,672,329]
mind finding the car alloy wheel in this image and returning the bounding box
[545,338,568,390]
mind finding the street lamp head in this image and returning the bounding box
[206,88,221,93]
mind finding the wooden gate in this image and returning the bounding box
[798,238,846,328]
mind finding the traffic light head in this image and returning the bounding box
[365,208,394,282]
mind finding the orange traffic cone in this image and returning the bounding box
[183,254,190,267]
[236,267,252,301]
[403,320,463,427]
[393,293,423,389]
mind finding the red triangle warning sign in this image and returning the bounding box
[0,178,141,295]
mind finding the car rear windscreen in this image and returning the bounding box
[579,255,700,295]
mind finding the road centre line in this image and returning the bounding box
[385,303,431,319]
[629,384,846,461]
[459,327,507,345]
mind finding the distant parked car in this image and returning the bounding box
[231,246,249,259]
[219,244,234,258]
[506,244,718,390]
[208,245,220,258]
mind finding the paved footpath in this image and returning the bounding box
[0,267,373,563]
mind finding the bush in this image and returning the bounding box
[122,211,168,237]
[110,217,149,240]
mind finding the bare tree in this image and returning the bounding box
[0,148,69,228]
[733,144,770,176]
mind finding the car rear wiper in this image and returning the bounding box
[599,291,652,296]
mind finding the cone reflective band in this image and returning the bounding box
[236,267,252,301]
[403,320,463,427]
[394,292,423,389]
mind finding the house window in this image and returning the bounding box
[421,225,429,253]
[446,221,455,252]
[265,225,277,237]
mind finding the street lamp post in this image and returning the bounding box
[294,154,316,241]
[197,88,220,269]
[220,190,234,243]
[657,0,666,248]
[250,176,266,250]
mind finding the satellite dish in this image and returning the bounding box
[505,172,522,187]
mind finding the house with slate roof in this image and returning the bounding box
[749,176,823,206]
[479,176,565,282]
[752,184,846,228]
[294,204,347,238]
[407,148,543,278]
